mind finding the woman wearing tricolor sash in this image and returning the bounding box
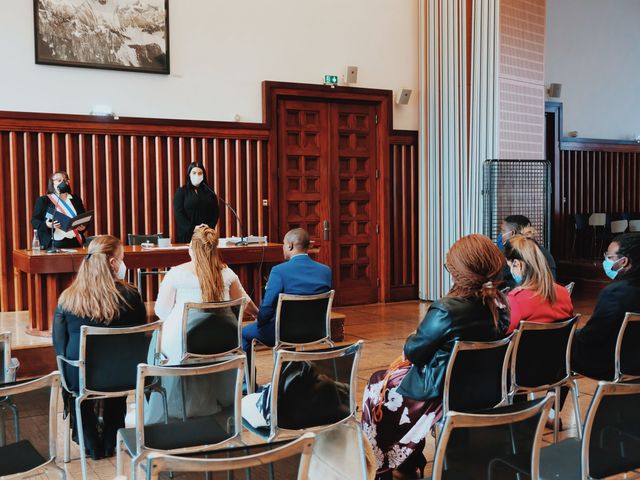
[31,170,87,249]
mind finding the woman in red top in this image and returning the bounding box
[505,231,573,333]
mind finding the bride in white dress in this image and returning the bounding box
[145,226,258,423]
[155,226,258,364]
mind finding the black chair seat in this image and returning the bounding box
[539,438,581,480]
[0,439,47,476]
[120,415,231,454]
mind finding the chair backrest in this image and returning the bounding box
[511,316,579,391]
[610,219,629,234]
[615,312,640,381]
[308,420,370,480]
[443,336,513,414]
[145,432,316,480]
[79,321,162,394]
[589,213,607,227]
[275,291,334,346]
[181,298,247,362]
[629,219,640,232]
[565,281,575,296]
[128,234,161,246]
[136,356,245,455]
[575,213,589,231]
[0,372,61,477]
[432,394,554,480]
[267,341,363,441]
[582,381,640,479]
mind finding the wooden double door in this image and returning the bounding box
[277,99,380,305]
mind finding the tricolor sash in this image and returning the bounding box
[47,194,83,245]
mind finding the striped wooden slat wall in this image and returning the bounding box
[0,114,270,311]
[554,141,640,260]
[390,132,419,299]
[499,0,546,159]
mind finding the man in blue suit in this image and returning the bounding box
[242,228,332,351]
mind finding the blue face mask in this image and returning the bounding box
[602,258,623,280]
[511,271,523,285]
[496,235,504,251]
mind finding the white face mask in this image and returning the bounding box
[190,174,204,187]
[117,260,127,280]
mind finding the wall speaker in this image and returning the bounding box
[346,66,358,84]
[548,83,562,98]
[396,88,412,105]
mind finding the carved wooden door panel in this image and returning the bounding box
[330,103,379,305]
[277,99,379,305]
[277,100,332,267]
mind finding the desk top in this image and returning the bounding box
[13,243,284,274]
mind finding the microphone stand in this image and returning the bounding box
[201,183,248,246]
[47,220,61,253]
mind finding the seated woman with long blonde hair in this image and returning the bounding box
[154,226,258,363]
[53,235,146,460]
[504,232,573,334]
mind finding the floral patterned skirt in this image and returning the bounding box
[361,365,442,476]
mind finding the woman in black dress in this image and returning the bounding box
[31,170,87,249]
[173,162,220,243]
[53,235,146,459]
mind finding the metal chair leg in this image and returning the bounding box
[569,381,583,438]
[63,410,70,463]
[75,397,89,480]
[116,431,125,477]
[553,386,560,443]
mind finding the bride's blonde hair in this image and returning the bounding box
[191,227,226,302]
[58,235,135,323]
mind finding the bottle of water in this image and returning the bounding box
[31,229,40,251]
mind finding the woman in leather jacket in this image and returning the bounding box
[361,234,509,479]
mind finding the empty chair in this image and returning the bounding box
[56,321,163,480]
[117,356,245,479]
[614,312,640,382]
[127,233,166,294]
[588,213,609,259]
[250,290,335,392]
[629,219,640,232]
[145,432,316,480]
[540,381,640,480]
[610,219,628,235]
[243,341,363,442]
[508,317,581,441]
[430,394,554,480]
[0,372,66,479]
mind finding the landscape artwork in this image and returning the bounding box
[34,0,169,74]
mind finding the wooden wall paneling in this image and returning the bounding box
[0,133,9,311]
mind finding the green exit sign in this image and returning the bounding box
[323,75,338,86]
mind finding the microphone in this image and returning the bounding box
[201,182,248,246]
[45,206,61,253]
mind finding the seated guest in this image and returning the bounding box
[52,235,145,459]
[498,216,556,289]
[241,228,332,351]
[572,233,640,379]
[155,226,257,364]
[361,234,509,479]
[504,234,573,333]
[31,170,87,249]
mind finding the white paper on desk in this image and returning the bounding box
[220,236,268,245]
[60,249,78,253]
[142,245,189,250]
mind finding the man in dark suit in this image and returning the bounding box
[242,228,332,351]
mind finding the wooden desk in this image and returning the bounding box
[13,243,284,336]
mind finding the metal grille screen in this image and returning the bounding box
[483,160,551,248]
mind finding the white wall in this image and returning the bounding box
[545,0,640,140]
[0,0,419,130]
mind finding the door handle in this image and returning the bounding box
[323,220,330,240]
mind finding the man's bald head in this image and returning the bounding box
[283,228,311,259]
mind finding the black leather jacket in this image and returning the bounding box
[397,297,508,401]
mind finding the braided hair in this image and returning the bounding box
[445,234,509,328]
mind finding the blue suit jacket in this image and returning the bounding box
[257,254,332,326]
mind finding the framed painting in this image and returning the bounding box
[34,0,170,74]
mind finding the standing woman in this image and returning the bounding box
[53,235,146,459]
[173,162,220,243]
[31,170,87,249]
